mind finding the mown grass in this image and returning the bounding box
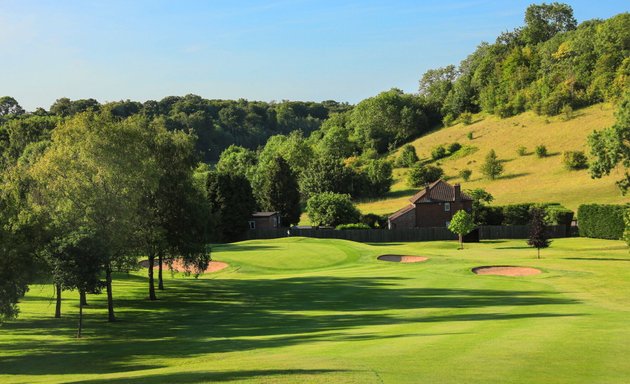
[358,104,629,216]
[1,237,629,383]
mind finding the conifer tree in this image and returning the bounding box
[527,207,551,259]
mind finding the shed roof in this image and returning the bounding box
[251,212,279,218]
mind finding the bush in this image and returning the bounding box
[516,146,527,156]
[563,151,588,170]
[360,213,388,229]
[306,192,361,227]
[396,144,419,167]
[336,223,371,230]
[359,159,393,197]
[578,204,627,239]
[408,164,444,187]
[460,112,473,125]
[431,145,447,160]
[476,206,504,225]
[443,114,455,127]
[459,168,472,181]
[535,145,548,158]
[545,205,574,226]
[447,142,462,154]
[502,204,535,225]
[467,131,474,140]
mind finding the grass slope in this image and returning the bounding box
[1,237,629,383]
[358,104,629,216]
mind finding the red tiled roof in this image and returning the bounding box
[408,179,472,204]
[388,204,415,220]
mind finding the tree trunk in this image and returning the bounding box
[105,263,116,322]
[77,291,84,338]
[538,248,540,259]
[80,290,88,306]
[148,254,157,300]
[158,253,164,291]
[459,234,463,250]
[55,284,62,318]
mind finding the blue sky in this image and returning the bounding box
[1,0,628,111]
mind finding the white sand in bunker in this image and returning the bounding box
[377,255,429,263]
[138,259,228,273]
[472,266,541,276]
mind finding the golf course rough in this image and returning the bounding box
[1,236,629,384]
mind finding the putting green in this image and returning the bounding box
[1,237,629,384]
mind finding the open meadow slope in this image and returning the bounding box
[358,104,629,216]
[1,237,629,383]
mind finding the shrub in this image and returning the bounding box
[624,209,630,246]
[306,192,361,227]
[360,213,388,229]
[396,144,419,167]
[460,112,473,125]
[480,149,503,180]
[476,206,504,225]
[443,114,455,127]
[516,146,527,156]
[447,142,462,154]
[578,204,626,239]
[563,151,588,170]
[467,131,474,140]
[336,223,371,230]
[408,164,444,187]
[545,205,574,225]
[431,145,447,160]
[535,145,548,158]
[459,168,472,181]
[502,204,535,225]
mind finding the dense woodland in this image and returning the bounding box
[0,3,628,333]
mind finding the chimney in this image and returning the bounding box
[454,183,461,202]
[424,183,430,200]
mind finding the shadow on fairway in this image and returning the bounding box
[66,369,353,384]
[0,274,582,376]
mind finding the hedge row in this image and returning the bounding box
[477,203,574,226]
[577,204,627,240]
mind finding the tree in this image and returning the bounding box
[465,188,494,225]
[0,96,25,117]
[459,169,472,181]
[215,144,257,178]
[588,91,630,193]
[522,2,577,45]
[299,156,353,199]
[527,207,551,258]
[408,164,443,187]
[306,192,361,227]
[480,149,504,180]
[396,144,419,167]
[361,159,394,197]
[254,156,301,226]
[206,171,256,242]
[29,112,156,322]
[44,228,107,337]
[448,210,476,249]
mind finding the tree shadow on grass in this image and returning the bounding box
[499,172,530,180]
[563,257,630,262]
[66,369,355,384]
[0,275,583,376]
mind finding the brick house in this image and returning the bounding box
[248,212,282,230]
[388,180,473,229]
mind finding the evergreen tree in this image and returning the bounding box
[206,171,256,242]
[255,156,301,226]
[480,149,504,180]
[527,207,551,259]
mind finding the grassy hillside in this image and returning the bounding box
[358,103,629,216]
[1,237,629,383]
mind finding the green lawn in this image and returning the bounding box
[2,237,629,383]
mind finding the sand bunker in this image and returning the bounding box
[472,266,541,276]
[377,255,429,263]
[139,259,228,273]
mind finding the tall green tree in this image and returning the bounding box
[29,112,157,321]
[588,91,630,193]
[254,156,301,226]
[206,171,256,242]
[306,192,360,227]
[522,2,577,44]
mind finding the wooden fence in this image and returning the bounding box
[244,225,573,243]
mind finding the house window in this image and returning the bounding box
[444,202,451,212]
[248,221,256,229]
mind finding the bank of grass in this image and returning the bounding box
[358,104,629,216]
[1,237,629,383]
